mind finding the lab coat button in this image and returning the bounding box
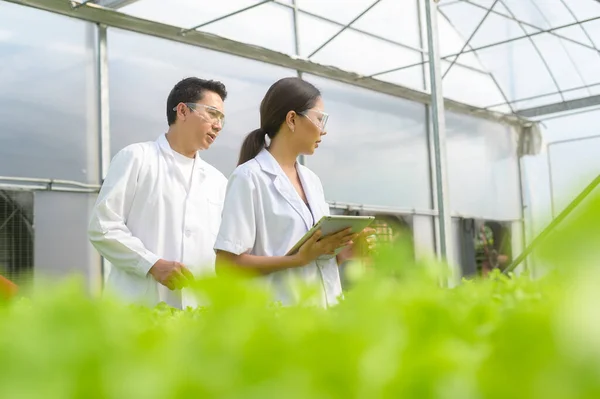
[184,229,192,237]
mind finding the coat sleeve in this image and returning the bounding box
[87,145,160,277]
[214,170,257,255]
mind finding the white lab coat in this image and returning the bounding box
[88,134,227,308]
[214,148,342,308]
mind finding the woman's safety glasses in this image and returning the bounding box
[300,109,329,133]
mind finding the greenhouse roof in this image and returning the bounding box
[15,0,600,121]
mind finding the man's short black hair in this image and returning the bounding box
[166,77,227,126]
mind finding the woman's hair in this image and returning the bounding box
[237,77,321,166]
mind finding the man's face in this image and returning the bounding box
[182,91,225,151]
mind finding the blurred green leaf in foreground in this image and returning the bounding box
[2,192,600,398]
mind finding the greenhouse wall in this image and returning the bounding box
[0,2,526,289]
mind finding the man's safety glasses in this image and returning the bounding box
[174,103,225,128]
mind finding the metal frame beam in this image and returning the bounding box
[424,0,453,276]
[274,0,489,74]
[90,0,140,8]
[441,0,599,52]
[498,0,564,102]
[307,0,382,58]
[516,94,600,118]
[485,82,600,110]
[370,15,600,78]
[3,0,527,129]
[442,0,498,79]
[180,0,273,34]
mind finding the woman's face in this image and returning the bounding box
[295,97,329,155]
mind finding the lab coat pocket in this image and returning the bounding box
[206,197,222,237]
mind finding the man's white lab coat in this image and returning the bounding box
[88,134,227,308]
[214,148,343,308]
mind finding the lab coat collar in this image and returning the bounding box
[157,134,207,193]
[255,148,314,230]
[157,133,205,171]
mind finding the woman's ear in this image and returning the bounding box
[286,110,296,132]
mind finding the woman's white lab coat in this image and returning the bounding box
[88,134,227,308]
[214,148,343,307]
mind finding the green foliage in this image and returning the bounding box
[2,194,600,398]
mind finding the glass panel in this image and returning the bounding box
[440,1,491,43]
[34,192,100,290]
[500,0,558,30]
[121,0,295,54]
[562,88,591,101]
[0,2,99,183]
[377,64,426,92]
[468,8,526,48]
[412,215,436,260]
[199,3,295,55]
[445,113,521,220]
[298,14,422,81]
[512,93,562,110]
[533,0,576,27]
[559,0,600,21]
[548,136,600,215]
[590,85,600,96]
[352,0,421,49]
[296,0,378,25]
[553,25,595,47]
[303,75,431,210]
[121,0,260,29]
[580,20,600,49]
[433,14,485,70]
[531,34,585,91]
[297,12,339,57]
[475,39,558,102]
[560,39,600,86]
[442,63,507,108]
[108,28,298,177]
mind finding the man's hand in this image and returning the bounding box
[148,259,194,290]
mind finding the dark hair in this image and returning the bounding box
[237,77,321,166]
[166,77,227,126]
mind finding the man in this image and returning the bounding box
[88,77,228,308]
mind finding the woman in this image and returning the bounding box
[214,77,373,307]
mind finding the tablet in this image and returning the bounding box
[286,215,375,256]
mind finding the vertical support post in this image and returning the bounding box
[292,0,306,166]
[547,145,556,219]
[98,24,111,182]
[424,0,454,280]
[97,24,111,287]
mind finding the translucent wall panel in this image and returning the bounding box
[413,215,436,261]
[108,28,297,177]
[0,2,99,183]
[543,112,600,216]
[34,192,101,294]
[120,0,295,54]
[296,13,424,91]
[351,0,422,50]
[302,75,431,210]
[530,34,586,92]
[435,12,486,71]
[441,62,508,109]
[445,113,521,220]
[562,0,600,21]
[296,0,383,25]
[475,39,558,103]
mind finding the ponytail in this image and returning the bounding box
[237,128,267,166]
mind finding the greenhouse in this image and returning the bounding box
[2,0,599,289]
[2,1,600,397]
